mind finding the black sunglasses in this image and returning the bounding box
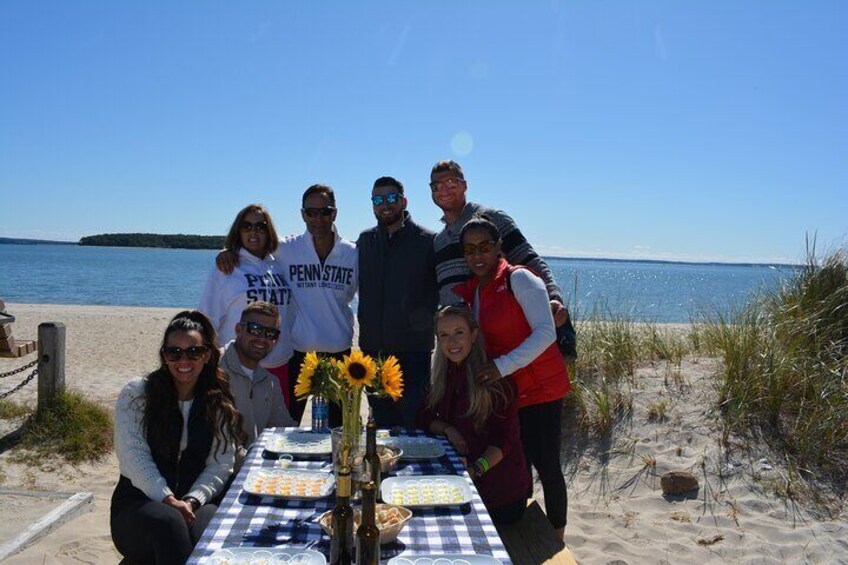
[302,207,336,218]
[162,345,208,362]
[240,220,268,233]
[241,321,281,340]
[371,192,401,206]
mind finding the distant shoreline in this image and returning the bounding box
[0,237,801,268]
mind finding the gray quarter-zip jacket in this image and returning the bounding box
[219,341,297,445]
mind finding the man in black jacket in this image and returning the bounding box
[357,176,439,428]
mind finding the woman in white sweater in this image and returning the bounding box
[199,204,294,398]
[110,311,245,564]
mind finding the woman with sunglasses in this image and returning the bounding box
[111,311,245,564]
[199,204,294,397]
[214,186,358,426]
[453,216,571,540]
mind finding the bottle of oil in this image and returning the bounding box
[330,458,354,565]
[364,410,381,500]
[356,480,380,565]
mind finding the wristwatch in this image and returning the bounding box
[182,496,201,511]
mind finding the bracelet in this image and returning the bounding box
[474,456,490,475]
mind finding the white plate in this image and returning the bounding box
[207,547,327,565]
[387,555,502,565]
[381,475,473,507]
[243,469,335,500]
[264,431,332,456]
[378,437,445,460]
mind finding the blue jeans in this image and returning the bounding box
[364,350,431,429]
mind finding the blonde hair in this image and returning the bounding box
[428,306,509,433]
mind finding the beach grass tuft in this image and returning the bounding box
[16,390,113,464]
[0,399,30,420]
[570,309,699,436]
[702,245,848,490]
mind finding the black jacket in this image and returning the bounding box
[111,396,214,508]
[356,213,438,353]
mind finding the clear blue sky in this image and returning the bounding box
[1,2,845,264]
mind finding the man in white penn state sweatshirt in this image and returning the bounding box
[219,301,296,446]
[216,184,358,426]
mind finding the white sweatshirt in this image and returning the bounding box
[277,229,358,352]
[198,248,294,368]
[113,378,234,505]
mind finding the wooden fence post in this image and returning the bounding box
[37,323,66,411]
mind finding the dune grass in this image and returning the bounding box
[569,308,695,435]
[701,246,848,490]
[0,399,30,420]
[13,390,113,465]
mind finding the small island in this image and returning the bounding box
[79,233,225,250]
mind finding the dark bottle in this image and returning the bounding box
[356,481,381,565]
[364,411,381,500]
[330,462,355,565]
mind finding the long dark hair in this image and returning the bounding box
[143,310,246,461]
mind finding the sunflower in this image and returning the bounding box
[379,356,404,400]
[294,352,320,398]
[339,350,377,389]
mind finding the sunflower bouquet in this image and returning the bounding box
[294,351,404,442]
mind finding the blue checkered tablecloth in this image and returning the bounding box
[188,428,511,564]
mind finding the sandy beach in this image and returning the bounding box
[1,303,846,564]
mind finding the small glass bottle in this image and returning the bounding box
[330,461,354,565]
[356,481,381,565]
[312,393,329,433]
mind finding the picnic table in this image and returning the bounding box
[188,428,511,564]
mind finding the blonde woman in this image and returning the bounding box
[419,305,530,525]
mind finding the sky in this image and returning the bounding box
[1,1,845,264]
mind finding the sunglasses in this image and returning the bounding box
[240,220,268,233]
[241,321,281,340]
[429,178,463,192]
[462,240,497,256]
[162,345,208,362]
[371,192,401,207]
[302,207,336,218]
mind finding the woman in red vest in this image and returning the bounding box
[453,216,571,539]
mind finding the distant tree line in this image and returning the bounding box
[79,233,225,250]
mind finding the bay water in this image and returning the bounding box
[0,244,795,323]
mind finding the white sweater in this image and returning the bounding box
[114,378,234,504]
[198,248,294,367]
[277,229,358,352]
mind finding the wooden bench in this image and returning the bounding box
[0,300,37,358]
[495,501,577,565]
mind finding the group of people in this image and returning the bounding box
[110,160,573,564]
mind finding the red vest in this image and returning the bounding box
[455,259,571,408]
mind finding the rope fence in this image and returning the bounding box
[0,323,65,407]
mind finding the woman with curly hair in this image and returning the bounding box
[110,310,246,564]
[420,305,531,525]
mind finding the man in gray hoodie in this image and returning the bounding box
[219,301,296,446]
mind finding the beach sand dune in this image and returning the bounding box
[1,304,846,563]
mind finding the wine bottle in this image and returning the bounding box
[356,481,381,565]
[364,410,381,499]
[330,462,354,565]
